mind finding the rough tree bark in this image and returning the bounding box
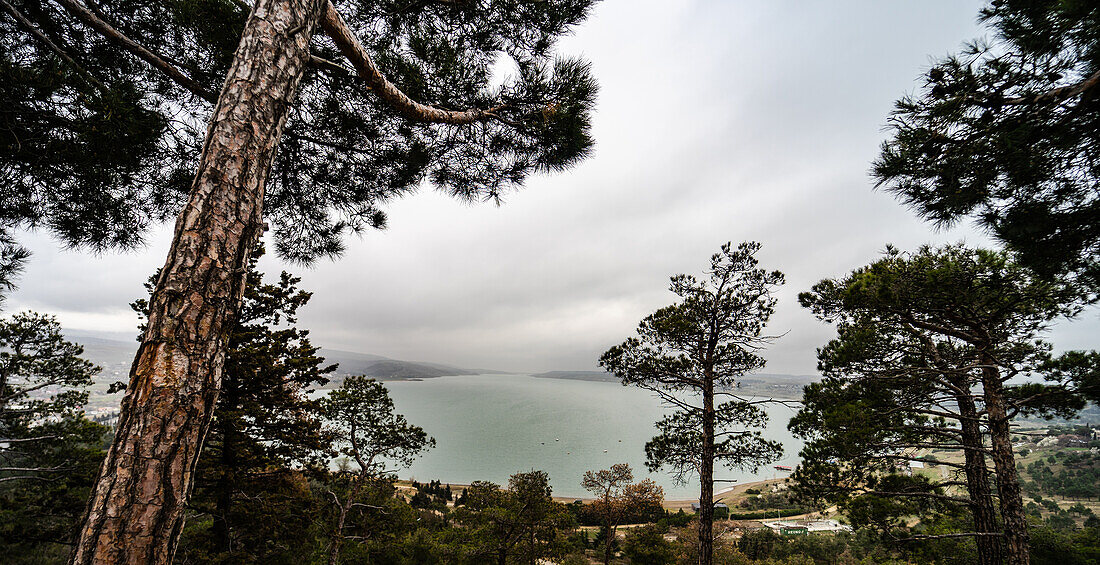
[70,0,325,562]
[954,386,1004,565]
[981,358,1031,565]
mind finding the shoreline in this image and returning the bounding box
[394,476,791,510]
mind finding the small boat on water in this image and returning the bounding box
[774,465,792,472]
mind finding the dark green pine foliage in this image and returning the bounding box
[451,471,574,565]
[133,248,336,561]
[599,242,786,485]
[318,375,435,565]
[600,242,784,565]
[0,312,102,471]
[1,0,598,263]
[791,244,1094,565]
[0,231,29,305]
[0,312,109,562]
[790,376,979,539]
[874,1,1100,291]
[1038,350,1100,404]
[621,525,676,565]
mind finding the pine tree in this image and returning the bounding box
[2,0,597,261]
[1,2,601,561]
[319,375,434,565]
[599,242,784,565]
[455,471,575,565]
[795,244,1093,565]
[791,375,1005,564]
[0,312,108,561]
[874,1,1100,292]
[579,463,664,565]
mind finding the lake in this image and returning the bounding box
[372,373,802,499]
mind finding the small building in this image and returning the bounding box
[763,520,851,535]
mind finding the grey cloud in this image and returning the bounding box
[8,0,1096,375]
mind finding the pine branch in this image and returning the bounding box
[309,54,352,75]
[1,0,107,91]
[864,490,974,505]
[50,0,218,103]
[319,1,509,125]
[1004,68,1100,106]
[893,532,1005,541]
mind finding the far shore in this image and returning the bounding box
[393,476,792,511]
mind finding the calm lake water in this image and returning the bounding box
[371,373,802,499]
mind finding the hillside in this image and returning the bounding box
[322,354,481,382]
[63,334,488,400]
[534,370,819,399]
[531,370,616,382]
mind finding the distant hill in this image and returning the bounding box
[61,333,489,393]
[533,370,819,399]
[532,370,616,382]
[64,332,138,369]
[335,359,478,381]
[63,331,814,397]
[318,348,392,372]
[319,349,482,382]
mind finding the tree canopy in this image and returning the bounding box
[874,1,1100,291]
[0,0,599,262]
[580,463,664,565]
[453,470,574,565]
[599,241,784,565]
[320,374,434,565]
[0,312,107,561]
[794,244,1096,565]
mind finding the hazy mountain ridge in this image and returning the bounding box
[65,332,816,394]
[63,333,492,390]
[533,370,819,399]
[531,370,617,382]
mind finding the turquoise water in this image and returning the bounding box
[375,374,802,499]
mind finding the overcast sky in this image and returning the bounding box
[9,0,1099,374]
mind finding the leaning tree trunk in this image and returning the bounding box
[70,0,325,562]
[698,379,715,565]
[954,387,1004,565]
[981,359,1030,565]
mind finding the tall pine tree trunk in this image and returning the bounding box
[981,360,1030,565]
[698,380,715,565]
[955,388,1004,565]
[70,0,325,562]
